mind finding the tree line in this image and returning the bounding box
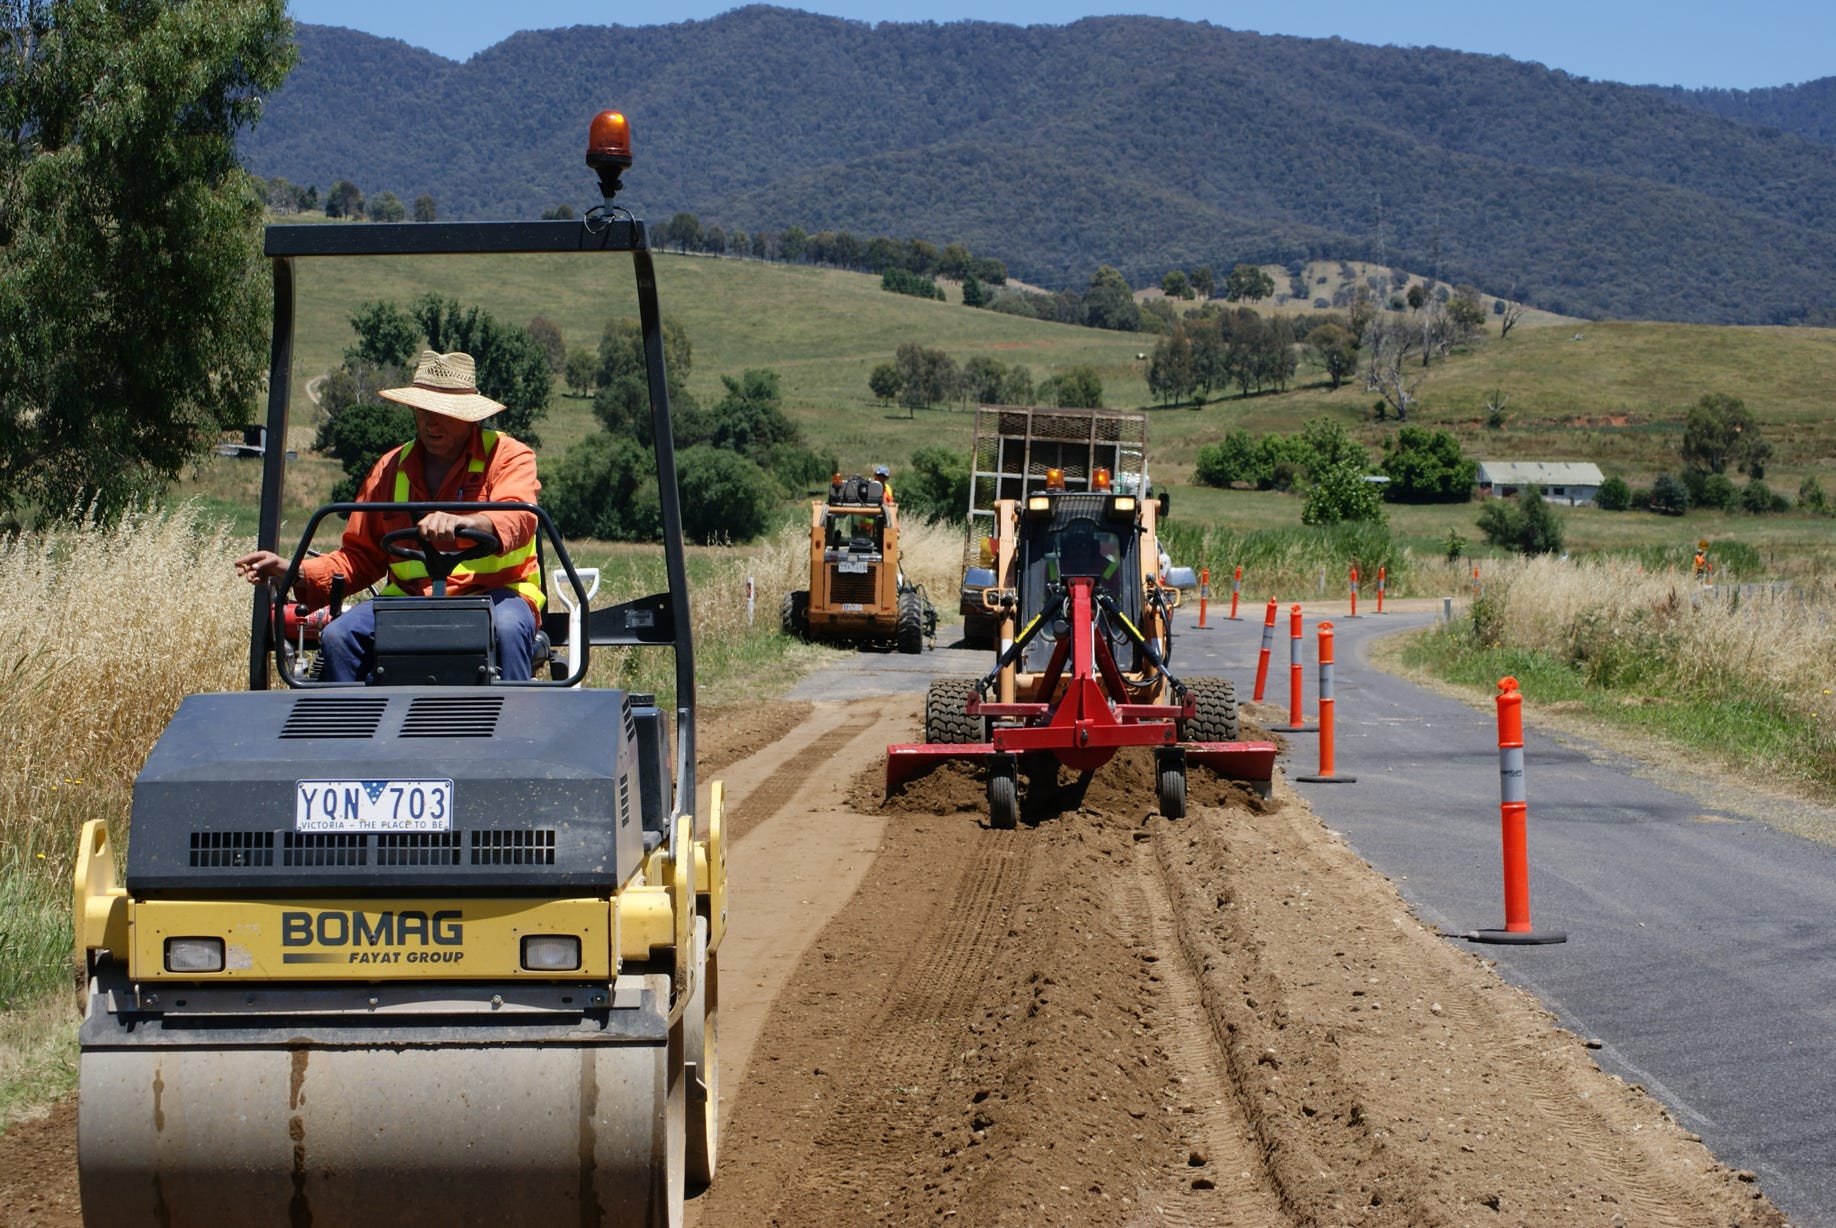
[867,346,1103,416]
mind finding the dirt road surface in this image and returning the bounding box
[0,684,1787,1226]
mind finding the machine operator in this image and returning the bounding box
[235,349,544,681]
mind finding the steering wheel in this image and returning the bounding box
[380,524,503,596]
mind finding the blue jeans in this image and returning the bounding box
[318,590,537,682]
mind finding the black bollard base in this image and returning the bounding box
[1463,928,1568,945]
[1295,772,1356,783]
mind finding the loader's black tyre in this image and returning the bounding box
[988,761,1019,830]
[1157,759,1187,820]
[780,590,809,640]
[925,677,986,745]
[1178,676,1240,742]
[896,590,926,654]
[962,611,998,650]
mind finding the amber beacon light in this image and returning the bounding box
[587,110,634,204]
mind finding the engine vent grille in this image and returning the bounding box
[281,696,389,739]
[471,829,556,865]
[376,832,463,865]
[401,695,504,739]
[284,832,368,866]
[189,831,274,867]
[619,775,631,829]
[828,567,878,604]
[622,694,637,743]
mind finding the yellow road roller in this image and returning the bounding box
[72,111,724,1227]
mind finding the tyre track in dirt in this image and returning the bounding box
[699,694,918,1137]
[1151,781,1780,1227]
[1120,839,1292,1227]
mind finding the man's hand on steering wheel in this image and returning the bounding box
[416,510,493,550]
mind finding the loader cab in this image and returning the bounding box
[1015,488,1144,672]
[824,508,885,557]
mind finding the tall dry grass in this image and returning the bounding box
[0,506,248,1010]
[1479,556,1836,707]
[1432,554,1836,793]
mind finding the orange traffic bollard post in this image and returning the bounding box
[1376,566,1386,614]
[1286,604,1317,733]
[1228,565,1242,620]
[1252,597,1277,701]
[1296,622,1354,783]
[1472,564,1481,598]
[1197,567,1210,629]
[1466,678,1566,945]
[1347,564,1361,618]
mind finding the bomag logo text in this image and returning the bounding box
[281,909,465,965]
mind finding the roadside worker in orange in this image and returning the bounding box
[234,350,544,681]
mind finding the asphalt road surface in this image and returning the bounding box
[1167,596,1836,1228]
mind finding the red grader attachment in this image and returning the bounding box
[890,474,1273,827]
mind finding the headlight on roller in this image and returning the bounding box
[521,935,581,971]
[165,937,225,973]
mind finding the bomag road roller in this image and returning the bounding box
[781,471,936,653]
[890,465,1275,828]
[72,112,725,1227]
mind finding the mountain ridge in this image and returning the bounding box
[238,9,1836,325]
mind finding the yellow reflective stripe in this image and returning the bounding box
[449,536,536,576]
[378,431,543,609]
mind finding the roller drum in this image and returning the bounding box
[79,1011,685,1226]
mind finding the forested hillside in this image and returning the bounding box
[1650,76,1836,148]
[239,7,1836,326]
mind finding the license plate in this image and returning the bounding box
[839,559,869,574]
[296,779,454,832]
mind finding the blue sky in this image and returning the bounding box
[288,1,1831,90]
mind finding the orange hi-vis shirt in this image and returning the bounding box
[297,427,543,614]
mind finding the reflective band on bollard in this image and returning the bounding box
[1286,604,1316,733]
[1465,676,1565,945]
[1253,597,1277,701]
[1296,621,1353,783]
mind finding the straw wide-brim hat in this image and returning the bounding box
[379,350,505,421]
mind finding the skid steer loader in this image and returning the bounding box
[72,112,724,1227]
[782,471,936,653]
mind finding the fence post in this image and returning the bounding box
[1466,677,1566,945]
[1296,622,1354,783]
